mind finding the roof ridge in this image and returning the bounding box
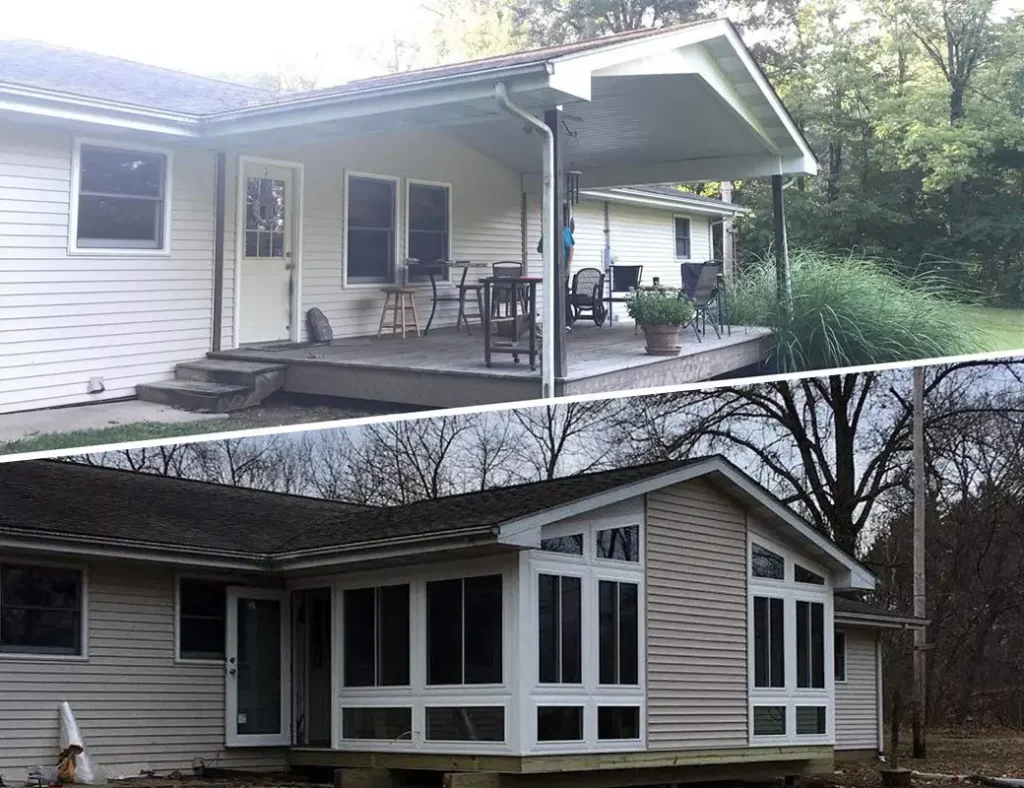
[0,37,271,94]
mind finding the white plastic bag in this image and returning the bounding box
[58,702,104,784]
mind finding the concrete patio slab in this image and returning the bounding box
[0,399,226,445]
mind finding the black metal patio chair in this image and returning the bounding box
[606,264,643,330]
[491,261,527,317]
[680,260,727,340]
[568,267,607,327]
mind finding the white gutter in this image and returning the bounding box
[581,188,750,216]
[494,81,555,399]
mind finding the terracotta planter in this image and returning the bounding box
[642,323,682,356]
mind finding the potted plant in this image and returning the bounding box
[625,288,696,356]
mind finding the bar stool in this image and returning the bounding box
[377,287,421,338]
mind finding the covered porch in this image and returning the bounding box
[211,322,772,406]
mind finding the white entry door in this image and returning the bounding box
[239,161,297,344]
[225,587,291,747]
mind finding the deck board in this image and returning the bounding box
[211,323,771,407]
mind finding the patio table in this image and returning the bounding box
[480,275,540,370]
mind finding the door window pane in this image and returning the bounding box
[425,707,504,742]
[245,177,286,258]
[0,564,83,656]
[537,706,583,741]
[596,525,639,561]
[179,579,226,660]
[236,596,281,736]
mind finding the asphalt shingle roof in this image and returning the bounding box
[0,39,271,114]
[0,22,712,116]
[0,458,701,556]
[835,595,919,622]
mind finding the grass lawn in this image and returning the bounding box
[966,305,1024,352]
[0,396,424,457]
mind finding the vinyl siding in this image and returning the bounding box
[0,559,285,777]
[645,480,749,749]
[0,121,217,415]
[835,628,880,751]
[223,131,522,345]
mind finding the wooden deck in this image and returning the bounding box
[211,323,772,408]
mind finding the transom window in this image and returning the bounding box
[346,174,397,284]
[0,563,84,656]
[598,580,639,685]
[343,583,410,687]
[178,579,226,660]
[541,534,583,555]
[244,177,286,258]
[73,142,170,252]
[426,574,502,685]
[795,564,825,585]
[407,182,450,265]
[596,525,639,562]
[752,544,784,579]
[674,216,691,259]
[538,574,582,684]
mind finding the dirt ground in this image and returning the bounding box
[808,729,1024,788]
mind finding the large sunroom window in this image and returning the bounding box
[426,574,502,685]
[343,583,410,687]
[598,580,639,685]
[538,574,582,683]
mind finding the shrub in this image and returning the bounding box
[726,249,989,372]
[626,289,696,327]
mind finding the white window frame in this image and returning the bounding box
[0,559,88,662]
[174,573,242,664]
[524,510,646,755]
[340,582,412,689]
[69,137,173,256]
[342,170,400,289]
[747,531,833,747]
[673,214,692,260]
[405,178,453,284]
[333,557,518,755]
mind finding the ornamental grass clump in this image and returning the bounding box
[727,249,987,372]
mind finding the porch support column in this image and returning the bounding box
[212,151,227,352]
[771,174,793,324]
[545,107,567,385]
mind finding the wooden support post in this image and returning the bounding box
[545,107,567,386]
[912,365,927,758]
[212,151,227,352]
[771,174,792,325]
[444,773,502,788]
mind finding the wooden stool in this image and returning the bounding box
[377,287,421,338]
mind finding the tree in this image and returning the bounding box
[510,0,707,46]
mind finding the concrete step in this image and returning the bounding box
[177,358,286,388]
[136,380,260,413]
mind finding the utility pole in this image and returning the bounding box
[912,365,927,758]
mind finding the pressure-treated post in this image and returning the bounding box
[545,107,567,386]
[912,365,927,757]
[771,174,793,325]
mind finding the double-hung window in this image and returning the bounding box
[346,173,397,284]
[407,181,450,265]
[674,216,691,259]
[343,583,410,686]
[71,141,171,253]
[0,563,84,657]
[177,579,226,661]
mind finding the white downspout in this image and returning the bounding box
[494,82,555,399]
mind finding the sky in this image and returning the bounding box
[0,0,444,87]
[6,0,1023,91]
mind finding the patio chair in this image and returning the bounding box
[568,267,607,327]
[680,260,725,340]
[491,261,526,317]
[607,264,643,332]
[423,260,483,335]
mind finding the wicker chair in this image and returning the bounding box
[568,267,607,327]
